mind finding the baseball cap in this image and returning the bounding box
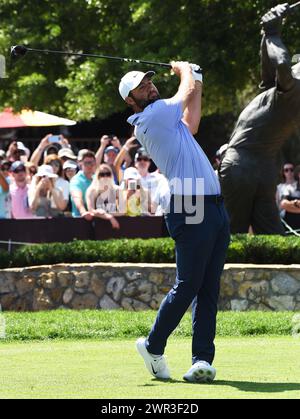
[77,149,89,162]
[119,70,155,100]
[17,141,30,157]
[135,147,151,161]
[104,146,119,155]
[63,160,78,171]
[11,160,26,172]
[58,147,77,160]
[123,167,140,181]
[36,165,58,178]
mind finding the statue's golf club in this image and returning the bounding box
[10,45,202,72]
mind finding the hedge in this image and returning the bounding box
[0,234,300,269]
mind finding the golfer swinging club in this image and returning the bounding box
[119,62,230,382]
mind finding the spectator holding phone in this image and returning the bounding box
[86,164,120,229]
[119,167,152,216]
[114,136,139,183]
[44,155,69,212]
[69,150,96,220]
[30,134,71,166]
[28,165,65,217]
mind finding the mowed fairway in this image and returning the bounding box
[0,336,300,399]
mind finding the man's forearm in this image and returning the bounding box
[265,34,294,91]
[182,82,202,135]
[0,171,9,192]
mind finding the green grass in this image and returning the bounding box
[0,337,300,399]
[1,310,297,341]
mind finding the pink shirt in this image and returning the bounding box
[9,182,35,219]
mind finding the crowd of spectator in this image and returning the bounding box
[0,134,170,226]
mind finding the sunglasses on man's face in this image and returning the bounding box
[14,169,26,174]
[284,167,294,173]
[137,157,150,162]
[83,160,95,166]
[99,171,112,178]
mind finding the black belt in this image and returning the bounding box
[204,195,224,204]
[170,195,224,205]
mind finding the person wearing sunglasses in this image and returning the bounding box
[86,164,120,229]
[44,155,70,213]
[276,163,296,207]
[279,164,300,230]
[9,161,34,219]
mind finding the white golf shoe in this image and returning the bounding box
[183,361,216,383]
[136,338,170,380]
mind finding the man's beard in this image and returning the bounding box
[133,94,160,110]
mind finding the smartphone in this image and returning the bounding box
[128,180,137,191]
[48,135,61,143]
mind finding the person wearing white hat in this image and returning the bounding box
[28,165,65,218]
[120,62,229,383]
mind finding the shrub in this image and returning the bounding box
[0,235,300,269]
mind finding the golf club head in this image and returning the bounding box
[10,45,28,62]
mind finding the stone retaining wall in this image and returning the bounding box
[0,263,300,312]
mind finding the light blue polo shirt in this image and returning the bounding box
[69,171,92,217]
[127,98,220,196]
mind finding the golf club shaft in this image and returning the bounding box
[290,1,300,10]
[25,47,172,69]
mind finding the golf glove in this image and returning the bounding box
[190,63,203,83]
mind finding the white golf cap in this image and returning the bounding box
[36,164,58,178]
[63,160,78,171]
[119,70,155,100]
[123,167,140,180]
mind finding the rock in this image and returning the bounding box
[99,295,120,310]
[0,274,15,293]
[121,297,134,310]
[123,282,138,298]
[71,293,98,310]
[9,298,31,311]
[74,271,90,289]
[63,288,74,305]
[106,277,125,302]
[230,299,249,311]
[232,271,246,282]
[148,272,165,285]
[33,289,53,311]
[15,276,35,296]
[90,275,106,298]
[57,271,74,287]
[125,271,142,281]
[39,272,56,289]
[238,281,269,300]
[50,288,64,304]
[220,277,235,297]
[121,297,149,311]
[150,293,165,310]
[267,296,295,311]
[0,293,18,310]
[271,274,300,295]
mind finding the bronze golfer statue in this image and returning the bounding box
[219,3,300,234]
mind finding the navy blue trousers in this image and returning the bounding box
[146,195,230,365]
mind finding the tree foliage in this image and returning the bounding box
[1,0,300,121]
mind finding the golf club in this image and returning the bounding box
[10,45,202,72]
